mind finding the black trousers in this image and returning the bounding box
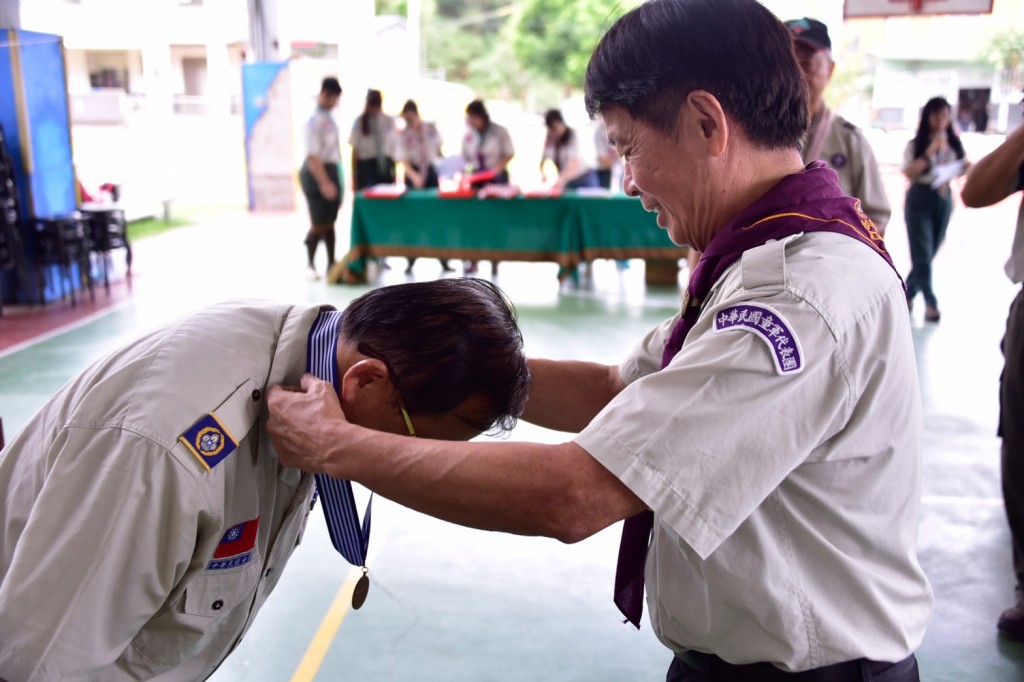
[353,157,395,190]
[1002,287,1024,591]
[904,183,953,308]
[666,653,919,682]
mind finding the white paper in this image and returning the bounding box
[930,160,965,189]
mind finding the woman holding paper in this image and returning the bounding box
[902,96,969,323]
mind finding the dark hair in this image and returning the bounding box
[912,97,965,160]
[320,77,342,97]
[544,109,575,168]
[340,278,531,433]
[584,0,809,150]
[361,89,384,136]
[466,99,490,127]
[401,99,419,116]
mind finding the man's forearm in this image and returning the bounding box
[522,359,625,432]
[323,428,643,544]
[962,126,1024,208]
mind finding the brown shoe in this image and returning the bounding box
[924,305,941,323]
[998,602,1024,641]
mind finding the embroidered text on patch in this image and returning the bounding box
[714,304,804,375]
[207,517,259,571]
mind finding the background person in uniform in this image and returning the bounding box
[593,117,620,190]
[461,99,515,275]
[461,99,514,185]
[396,99,452,274]
[786,18,891,232]
[902,96,969,323]
[266,2,931,680]
[350,89,397,191]
[299,77,343,280]
[540,109,599,190]
[0,280,530,682]
[961,116,1024,641]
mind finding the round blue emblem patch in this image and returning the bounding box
[830,153,847,169]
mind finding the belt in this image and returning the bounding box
[676,650,917,682]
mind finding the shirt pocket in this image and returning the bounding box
[131,560,262,668]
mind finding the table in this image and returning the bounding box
[336,190,686,284]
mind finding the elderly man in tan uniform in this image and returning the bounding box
[267,2,931,680]
[0,280,529,681]
[787,18,891,233]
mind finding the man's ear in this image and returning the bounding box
[339,358,392,405]
[684,90,729,158]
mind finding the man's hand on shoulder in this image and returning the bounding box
[267,374,350,475]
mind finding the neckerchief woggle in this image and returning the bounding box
[307,310,374,605]
[614,161,904,628]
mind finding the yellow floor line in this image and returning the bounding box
[290,567,362,682]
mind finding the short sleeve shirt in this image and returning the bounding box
[305,108,341,163]
[542,133,592,180]
[575,232,932,671]
[349,113,398,161]
[461,122,515,171]
[395,122,444,170]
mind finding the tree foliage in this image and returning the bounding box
[987,29,1024,88]
[513,0,637,88]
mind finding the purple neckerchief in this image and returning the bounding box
[614,162,901,629]
[661,161,901,367]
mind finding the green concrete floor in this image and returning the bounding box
[2,196,1024,680]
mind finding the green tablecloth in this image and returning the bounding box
[339,190,685,282]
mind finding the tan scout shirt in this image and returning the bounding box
[803,112,892,231]
[0,301,323,681]
[576,232,932,671]
[305,108,341,164]
[461,122,515,173]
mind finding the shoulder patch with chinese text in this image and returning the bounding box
[713,304,804,375]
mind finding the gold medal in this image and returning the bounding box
[352,569,370,610]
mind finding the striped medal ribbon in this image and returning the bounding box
[307,310,373,609]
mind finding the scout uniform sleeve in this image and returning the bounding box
[384,119,399,159]
[349,119,361,148]
[541,142,554,164]
[618,314,679,385]
[499,126,515,159]
[849,130,892,230]
[901,140,917,173]
[433,124,444,156]
[576,290,850,560]
[304,116,323,159]
[393,130,409,164]
[0,427,205,681]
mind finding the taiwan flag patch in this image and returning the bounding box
[206,517,259,571]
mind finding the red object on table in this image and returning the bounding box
[465,169,498,185]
